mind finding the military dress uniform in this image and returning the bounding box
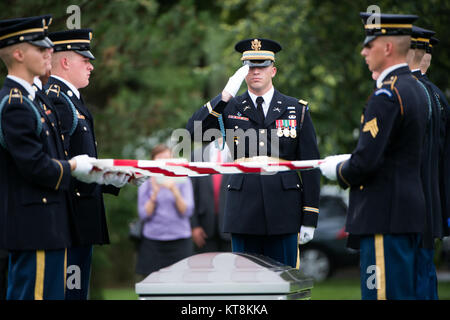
[411,29,449,300]
[186,38,321,268]
[44,29,118,300]
[0,16,73,300]
[335,13,428,300]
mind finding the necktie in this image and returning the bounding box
[256,96,265,122]
[212,150,222,214]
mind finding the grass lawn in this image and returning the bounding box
[101,276,450,300]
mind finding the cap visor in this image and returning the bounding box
[76,50,95,60]
[243,59,273,67]
[29,37,53,48]
[363,36,376,46]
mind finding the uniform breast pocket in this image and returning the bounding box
[77,120,91,135]
[227,174,244,191]
[280,172,302,191]
[226,118,251,131]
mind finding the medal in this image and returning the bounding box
[290,128,297,138]
[290,120,297,138]
[283,120,290,137]
[276,120,283,137]
[277,127,283,137]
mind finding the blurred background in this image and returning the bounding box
[1,0,449,299]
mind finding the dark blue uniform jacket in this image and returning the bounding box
[187,89,321,235]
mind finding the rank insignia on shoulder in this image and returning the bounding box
[374,88,393,98]
[363,117,379,138]
[8,88,23,103]
[298,99,308,106]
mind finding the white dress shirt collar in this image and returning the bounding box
[376,63,408,88]
[248,86,275,116]
[33,76,42,90]
[7,75,35,100]
[50,75,80,99]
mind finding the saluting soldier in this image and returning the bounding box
[0,16,94,300]
[408,27,450,299]
[320,13,429,299]
[44,29,129,300]
[186,38,321,268]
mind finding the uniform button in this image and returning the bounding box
[296,184,300,188]
[234,126,238,129]
[46,130,50,136]
[76,192,81,197]
[227,185,230,188]
[259,141,265,147]
[61,135,64,141]
[42,198,47,204]
[52,122,55,127]
[83,126,87,131]
[65,151,68,156]
[67,90,73,97]
[260,129,265,134]
[28,94,33,100]
[360,185,364,190]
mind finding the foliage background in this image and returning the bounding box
[1,0,449,297]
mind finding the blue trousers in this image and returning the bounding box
[7,249,66,300]
[360,234,419,300]
[65,245,93,300]
[415,247,438,299]
[231,233,298,268]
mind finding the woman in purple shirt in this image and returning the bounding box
[135,145,194,277]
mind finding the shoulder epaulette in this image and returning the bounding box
[298,99,308,106]
[382,75,398,91]
[46,85,78,136]
[0,92,42,149]
[8,88,23,104]
[381,75,403,115]
[46,84,60,97]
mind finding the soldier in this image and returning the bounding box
[320,13,429,299]
[0,16,94,300]
[408,27,450,299]
[44,29,129,300]
[186,38,320,268]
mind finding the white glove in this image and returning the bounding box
[223,65,250,97]
[71,154,95,182]
[299,226,315,245]
[319,154,351,181]
[129,174,149,187]
[103,171,131,188]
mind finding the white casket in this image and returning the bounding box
[136,252,313,300]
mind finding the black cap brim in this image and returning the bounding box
[75,50,95,60]
[29,37,53,48]
[243,59,273,67]
[363,35,376,46]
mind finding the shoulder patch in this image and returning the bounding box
[374,88,393,98]
[8,88,23,104]
[46,84,60,97]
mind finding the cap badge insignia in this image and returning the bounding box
[251,39,262,51]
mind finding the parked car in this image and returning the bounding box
[299,186,359,281]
